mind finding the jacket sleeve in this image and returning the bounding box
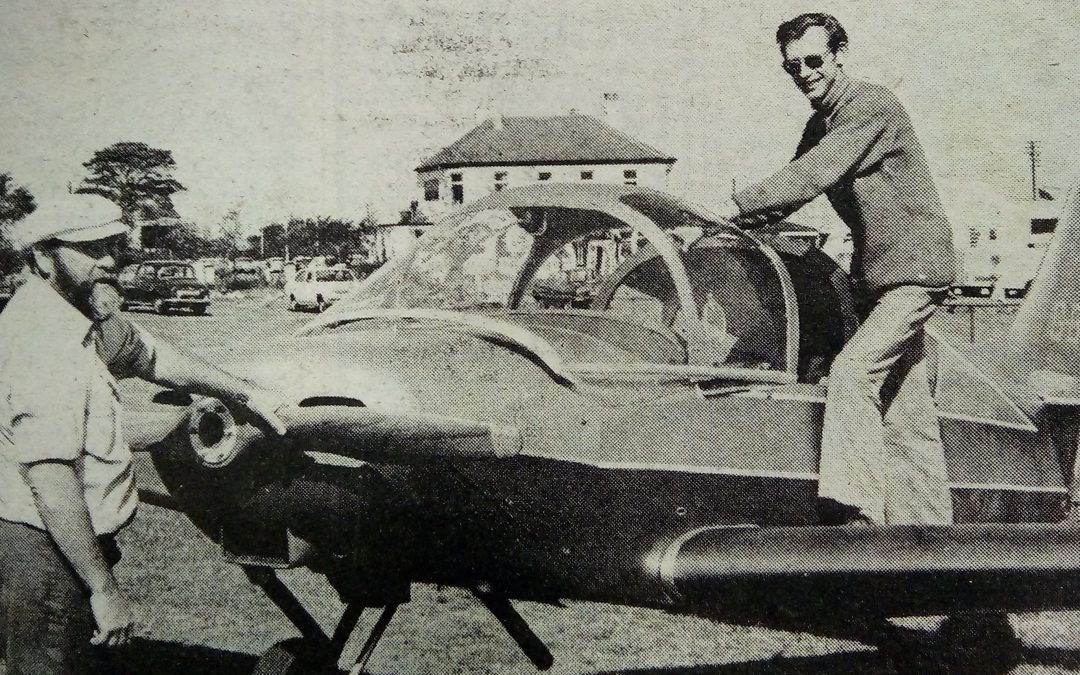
[732,93,890,225]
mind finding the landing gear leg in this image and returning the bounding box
[473,588,554,671]
[347,604,398,675]
[245,565,352,675]
[244,566,329,645]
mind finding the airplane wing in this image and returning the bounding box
[662,523,1080,624]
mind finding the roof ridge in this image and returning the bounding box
[416,114,675,172]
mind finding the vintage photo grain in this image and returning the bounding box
[2,2,1080,674]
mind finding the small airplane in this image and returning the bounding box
[128,181,1080,675]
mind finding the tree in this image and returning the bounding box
[149,222,213,260]
[0,173,36,275]
[217,208,245,259]
[261,223,286,257]
[76,142,185,227]
[0,174,36,224]
[281,216,356,259]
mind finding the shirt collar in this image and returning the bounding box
[812,69,853,114]
[19,276,94,345]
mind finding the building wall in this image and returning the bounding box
[370,224,430,262]
[417,162,672,219]
[952,199,1058,292]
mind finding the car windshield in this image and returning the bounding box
[155,265,195,279]
[316,269,355,282]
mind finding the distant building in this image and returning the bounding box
[415,113,676,219]
[951,192,1060,300]
[360,223,432,264]
[130,198,189,251]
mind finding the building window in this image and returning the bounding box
[538,171,552,181]
[423,178,439,202]
[623,168,637,185]
[451,172,462,182]
[494,171,508,192]
[1032,218,1058,235]
[580,170,593,180]
[451,184,464,204]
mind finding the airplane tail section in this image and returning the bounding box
[992,177,1080,398]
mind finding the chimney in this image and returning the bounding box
[601,92,623,128]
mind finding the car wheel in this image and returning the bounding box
[288,295,299,312]
[316,296,329,313]
[191,305,207,316]
[154,300,169,315]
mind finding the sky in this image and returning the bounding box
[2,0,1078,236]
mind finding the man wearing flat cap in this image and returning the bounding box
[0,194,286,674]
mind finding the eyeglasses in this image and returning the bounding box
[782,54,827,75]
[55,235,126,260]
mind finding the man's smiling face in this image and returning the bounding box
[781,26,844,103]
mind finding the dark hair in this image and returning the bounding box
[776,13,848,53]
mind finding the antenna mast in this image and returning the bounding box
[1027,140,1040,200]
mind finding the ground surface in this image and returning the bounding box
[8,293,1080,674]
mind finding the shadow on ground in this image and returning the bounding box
[115,638,257,675]
[5,632,1079,675]
[596,639,1080,675]
[594,651,891,675]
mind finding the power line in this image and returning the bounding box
[1027,140,1040,201]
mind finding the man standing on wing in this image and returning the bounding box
[0,195,287,674]
[724,13,956,525]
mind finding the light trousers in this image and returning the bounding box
[818,284,953,525]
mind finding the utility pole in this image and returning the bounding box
[1027,140,1040,200]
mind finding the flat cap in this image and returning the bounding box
[11,194,127,250]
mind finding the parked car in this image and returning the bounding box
[531,267,600,309]
[120,260,212,315]
[285,265,358,312]
[117,263,140,285]
[232,257,261,273]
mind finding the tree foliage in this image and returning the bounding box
[0,173,36,275]
[258,215,376,260]
[76,142,185,225]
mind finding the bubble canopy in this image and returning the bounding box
[306,184,799,383]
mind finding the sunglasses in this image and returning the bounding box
[782,54,828,75]
[54,235,127,260]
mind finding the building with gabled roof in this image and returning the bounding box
[415,113,676,218]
